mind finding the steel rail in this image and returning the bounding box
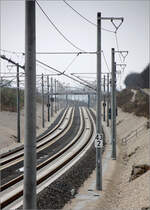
[1,107,82,191]
[0,107,74,170]
[1,107,95,209]
[0,107,69,159]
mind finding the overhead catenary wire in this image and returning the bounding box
[114,32,127,88]
[35,51,96,55]
[71,73,96,88]
[36,59,96,91]
[62,0,114,33]
[76,76,96,79]
[1,54,93,90]
[0,72,24,87]
[102,51,111,73]
[71,72,96,75]
[0,72,24,75]
[1,49,96,55]
[63,53,80,73]
[35,0,86,52]
[114,32,123,64]
[0,49,23,55]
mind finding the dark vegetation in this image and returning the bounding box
[117,89,134,107]
[0,87,44,112]
[1,87,24,112]
[118,63,149,118]
[117,89,149,118]
[124,63,149,89]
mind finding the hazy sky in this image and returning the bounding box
[0,0,149,89]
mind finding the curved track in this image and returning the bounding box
[0,107,74,170]
[1,106,96,210]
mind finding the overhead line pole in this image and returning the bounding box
[42,73,45,127]
[95,13,123,191]
[96,12,102,191]
[47,75,50,121]
[111,48,116,160]
[103,74,106,121]
[88,94,90,108]
[23,1,36,209]
[107,73,110,127]
[51,77,54,118]
[54,79,57,113]
[16,65,20,143]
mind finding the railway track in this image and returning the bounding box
[1,106,96,209]
[0,106,69,159]
[0,106,74,170]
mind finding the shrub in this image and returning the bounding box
[117,88,149,118]
[1,87,24,112]
[117,89,133,107]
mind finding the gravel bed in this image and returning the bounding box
[35,109,105,209]
[1,107,80,185]
[37,144,97,209]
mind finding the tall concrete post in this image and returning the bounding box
[47,75,50,121]
[55,79,57,113]
[57,80,59,111]
[17,64,20,143]
[51,77,54,117]
[106,73,110,127]
[111,48,116,160]
[42,73,44,127]
[66,93,68,106]
[103,75,106,121]
[96,12,102,191]
[23,1,36,209]
[88,94,90,108]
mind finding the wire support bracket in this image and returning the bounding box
[100,16,124,33]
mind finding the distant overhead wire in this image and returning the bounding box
[62,0,114,33]
[1,49,96,55]
[0,49,23,54]
[63,53,80,73]
[36,59,96,90]
[35,51,96,55]
[71,72,96,75]
[0,72,23,75]
[102,51,111,73]
[114,33,123,64]
[0,72,24,87]
[71,73,96,88]
[35,0,86,52]
[36,63,52,74]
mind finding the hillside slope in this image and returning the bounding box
[117,88,149,119]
